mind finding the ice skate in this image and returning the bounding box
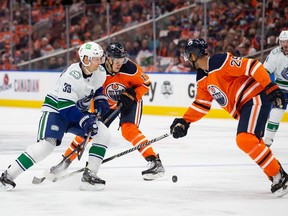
[0,171,16,191]
[270,167,288,197]
[79,167,105,191]
[142,154,165,181]
[264,138,273,147]
[50,156,72,174]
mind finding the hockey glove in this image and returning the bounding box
[117,88,136,112]
[94,97,110,118]
[265,82,285,109]
[79,114,98,136]
[170,118,190,139]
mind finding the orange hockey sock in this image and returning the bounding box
[63,136,85,161]
[236,132,280,177]
[121,122,157,159]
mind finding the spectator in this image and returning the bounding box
[57,56,66,71]
[266,35,278,48]
[40,37,54,56]
[226,43,240,56]
[47,57,60,70]
[135,39,153,67]
[0,54,16,70]
[2,0,288,71]
[165,56,191,73]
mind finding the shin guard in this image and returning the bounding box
[236,132,280,177]
[121,122,157,158]
[63,136,86,161]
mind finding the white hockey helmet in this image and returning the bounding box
[78,41,104,66]
[279,30,288,41]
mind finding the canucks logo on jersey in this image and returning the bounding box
[207,85,228,107]
[281,67,288,80]
[76,90,94,111]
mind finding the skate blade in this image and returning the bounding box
[0,183,14,191]
[273,185,288,198]
[79,182,105,191]
[143,171,165,181]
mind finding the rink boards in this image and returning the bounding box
[0,70,287,121]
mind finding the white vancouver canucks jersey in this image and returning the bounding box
[264,46,288,90]
[42,62,106,113]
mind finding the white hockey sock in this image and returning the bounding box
[6,162,24,180]
[7,138,56,180]
[87,144,107,173]
[265,108,285,140]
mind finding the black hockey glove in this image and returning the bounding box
[265,82,285,109]
[117,88,136,112]
[79,114,98,136]
[170,118,190,139]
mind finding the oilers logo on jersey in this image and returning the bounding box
[106,83,126,102]
[207,85,228,107]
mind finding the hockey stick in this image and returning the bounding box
[76,104,122,161]
[76,131,92,160]
[32,132,92,184]
[44,133,170,183]
[32,106,122,184]
[102,133,170,163]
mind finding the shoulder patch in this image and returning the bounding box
[69,70,81,80]
[120,60,137,75]
[209,53,227,71]
[196,68,208,82]
[271,47,281,55]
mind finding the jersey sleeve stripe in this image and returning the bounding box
[245,59,253,76]
[143,82,151,88]
[250,61,261,76]
[234,78,253,107]
[194,101,211,110]
[190,103,209,114]
[234,78,256,112]
[241,82,260,101]
[197,99,212,106]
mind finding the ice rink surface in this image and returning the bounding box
[0,107,288,216]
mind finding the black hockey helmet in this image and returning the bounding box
[106,42,127,59]
[183,38,207,62]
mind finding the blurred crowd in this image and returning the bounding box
[0,0,288,72]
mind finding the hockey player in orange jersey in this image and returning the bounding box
[50,42,165,180]
[170,38,288,197]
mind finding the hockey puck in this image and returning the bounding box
[172,175,178,183]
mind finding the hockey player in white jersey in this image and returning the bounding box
[264,30,288,146]
[0,41,111,191]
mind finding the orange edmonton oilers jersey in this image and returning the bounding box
[183,52,272,122]
[102,59,151,109]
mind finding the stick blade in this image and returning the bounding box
[52,168,85,182]
[32,170,57,184]
[32,176,46,184]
